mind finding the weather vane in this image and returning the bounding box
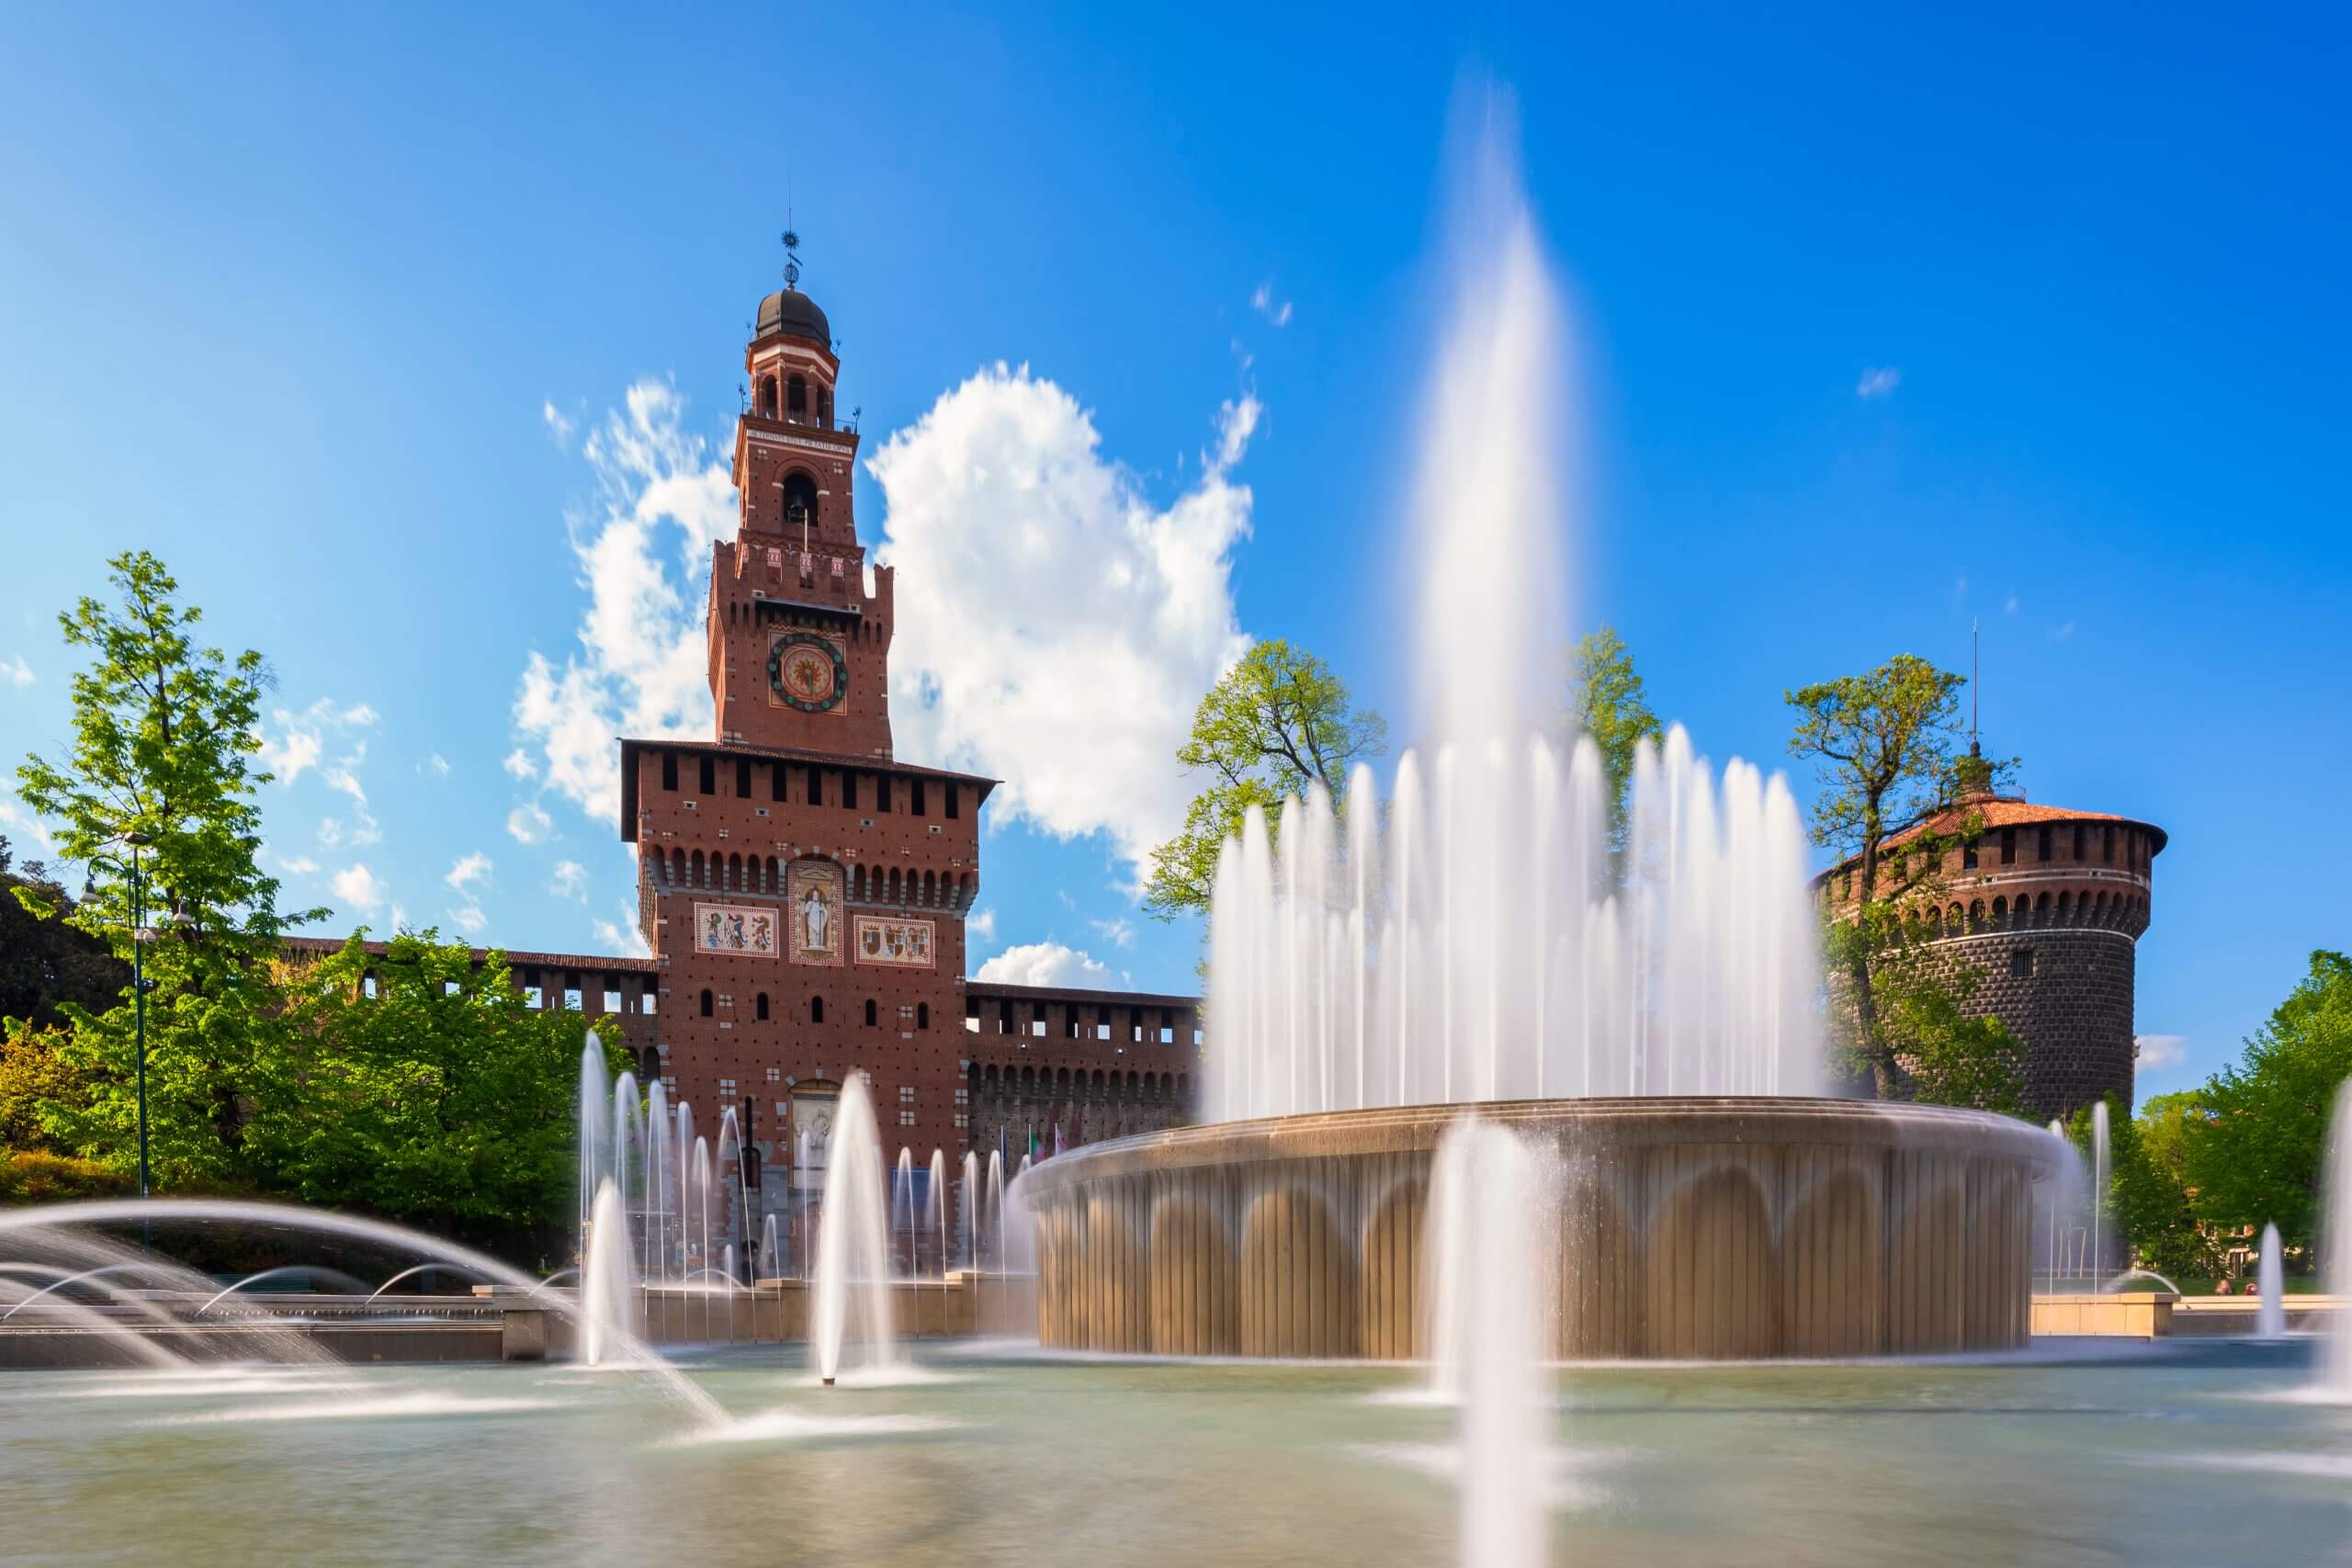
[782,213,802,291]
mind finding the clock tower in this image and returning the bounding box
[707,249,895,760]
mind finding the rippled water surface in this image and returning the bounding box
[1,1339,2345,1565]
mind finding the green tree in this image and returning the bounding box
[1143,640,1386,919]
[0,1026,86,1156]
[0,835,129,1032]
[1787,652,2013,1100]
[2135,1089,2208,1184]
[1877,952,2030,1118]
[2178,951,2352,1255]
[254,932,600,1251]
[11,552,321,1184]
[1565,626,1663,853]
[2070,1093,2214,1281]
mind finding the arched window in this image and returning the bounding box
[755,992,770,1021]
[917,1002,929,1030]
[758,374,778,415]
[699,988,714,1018]
[786,375,808,419]
[864,998,878,1027]
[781,471,819,534]
[811,996,825,1023]
[818,387,832,427]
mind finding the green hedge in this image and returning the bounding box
[0,1149,134,1205]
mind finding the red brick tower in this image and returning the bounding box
[618,252,993,1256]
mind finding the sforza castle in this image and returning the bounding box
[299,267,1203,1223]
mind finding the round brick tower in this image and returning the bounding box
[1815,761,2165,1120]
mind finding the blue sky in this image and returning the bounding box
[2,5,2346,1096]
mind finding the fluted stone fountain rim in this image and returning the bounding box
[1020,1095,2061,1194]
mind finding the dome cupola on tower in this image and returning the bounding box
[754,287,831,346]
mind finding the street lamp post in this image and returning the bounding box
[85,833,169,1223]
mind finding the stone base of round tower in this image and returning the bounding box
[1915,929,2140,1118]
[1021,1097,2055,1361]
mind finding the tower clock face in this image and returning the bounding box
[769,633,847,712]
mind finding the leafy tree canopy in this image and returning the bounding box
[1789,652,2018,1099]
[1564,626,1662,852]
[0,835,128,1032]
[255,932,596,1246]
[1144,639,1385,919]
[13,552,322,1184]
[2178,951,2352,1253]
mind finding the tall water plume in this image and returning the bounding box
[927,1149,948,1279]
[2090,1101,2111,1292]
[811,1077,898,1383]
[576,1029,608,1251]
[2256,1222,2283,1339]
[1200,98,1816,1122]
[647,1081,673,1283]
[580,1179,638,1367]
[2322,1080,2352,1394]
[1426,1118,1553,1568]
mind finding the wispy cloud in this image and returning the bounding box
[542,400,576,447]
[2051,621,2077,642]
[445,852,492,893]
[1856,367,1902,400]
[550,859,587,899]
[1,654,32,688]
[0,788,56,858]
[1250,282,1294,328]
[422,752,450,778]
[2135,1033,2188,1072]
[449,903,488,937]
[511,379,735,829]
[506,803,553,844]
[276,853,320,875]
[967,907,997,942]
[503,748,537,782]
[331,863,386,917]
[1090,915,1136,950]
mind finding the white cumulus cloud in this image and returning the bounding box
[507,803,553,844]
[512,379,735,829]
[503,748,537,781]
[594,911,650,958]
[975,941,1120,989]
[2135,1033,2188,1072]
[446,852,492,892]
[868,365,1256,878]
[331,863,386,917]
[275,853,320,875]
[449,903,489,937]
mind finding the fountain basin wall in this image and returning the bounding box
[1022,1097,2054,1359]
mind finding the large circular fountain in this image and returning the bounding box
[1024,1096,2054,1359]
